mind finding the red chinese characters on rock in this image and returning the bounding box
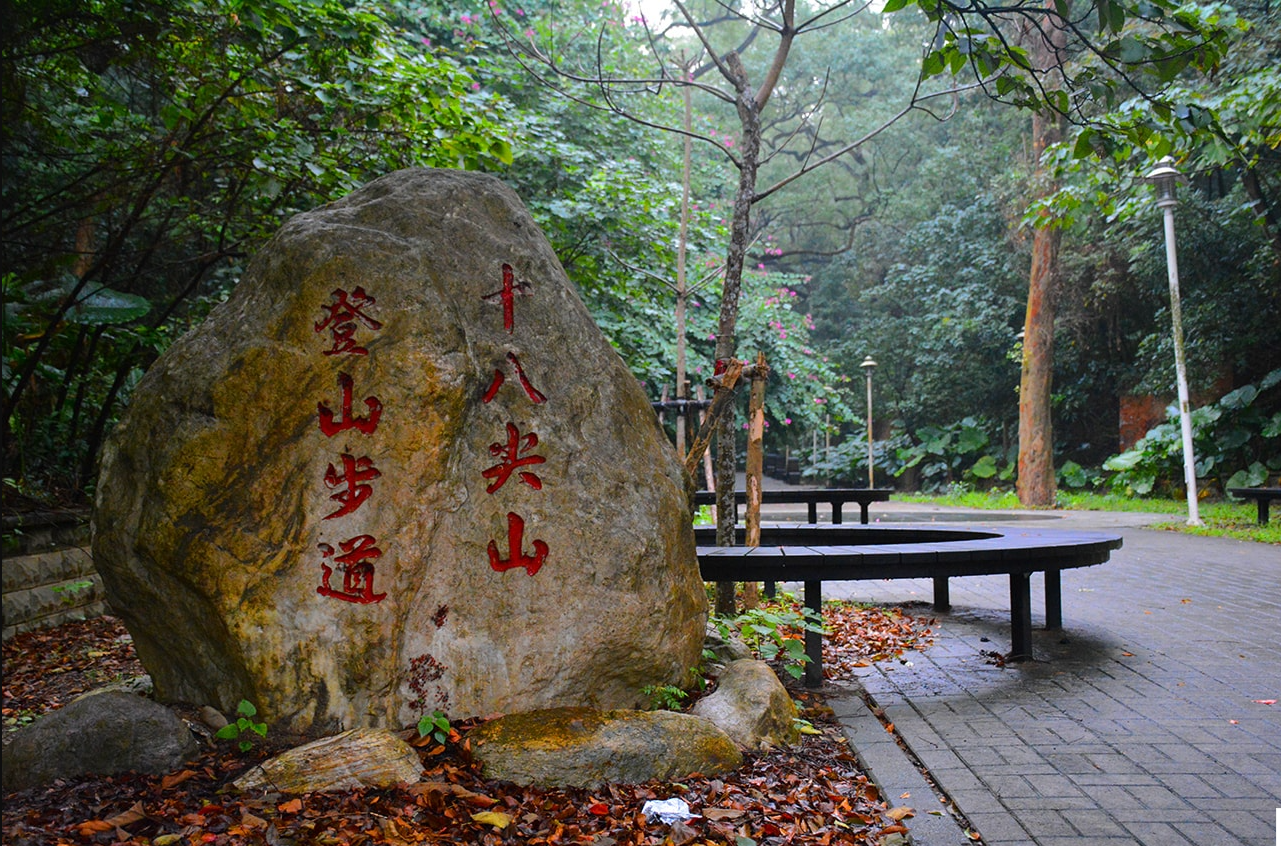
[481,264,531,335]
[313,287,387,604]
[481,352,547,405]
[315,286,383,356]
[482,422,544,494]
[323,453,381,519]
[317,535,387,604]
[487,512,549,576]
[479,265,550,576]
[318,372,383,437]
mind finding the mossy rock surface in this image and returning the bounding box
[468,707,742,788]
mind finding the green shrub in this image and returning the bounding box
[711,595,825,680]
[1104,369,1281,495]
[416,710,451,745]
[215,700,268,752]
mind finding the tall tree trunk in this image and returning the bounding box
[1017,199,1060,506]
[713,52,763,616]
[1016,9,1066,508]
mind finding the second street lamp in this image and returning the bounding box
[860,356,877,488]
[1146,156,1202,526]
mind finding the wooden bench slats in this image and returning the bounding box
[695,524,1122,685]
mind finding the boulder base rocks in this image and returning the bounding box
[2,691,198,793]
[467,707,742,788]
[233,728,423,794]
[93,168,705,736]
[690,659,800,750]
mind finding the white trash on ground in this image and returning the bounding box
[640,798,699,824]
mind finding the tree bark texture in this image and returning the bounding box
[1016,7,1066,508]
[713,52,764,616]
[1017,209,1060,507]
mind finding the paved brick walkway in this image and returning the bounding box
[812,511,1281,845]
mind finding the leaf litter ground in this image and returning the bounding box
[3,604,934,846]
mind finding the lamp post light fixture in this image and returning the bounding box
[860,356,877,488]
[1146,156,1202,526]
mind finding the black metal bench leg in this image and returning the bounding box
[833,503,844,524]
[808,503,818,524]
[804,580,823,688]
[933,576,950,611]
[1009,572,1033,660]
[1045,569,1062,630]
[764,581,777,599]
[858,503,869,525]
[1259,499,1269,526]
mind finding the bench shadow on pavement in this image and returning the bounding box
[851,597,1123,685]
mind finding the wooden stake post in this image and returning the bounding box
[742,352,768,609]
[682,355,769,614]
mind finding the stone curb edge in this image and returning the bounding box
[827,684,976,846]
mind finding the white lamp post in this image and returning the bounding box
[860,356,877,488]
[1146,156,1202,526]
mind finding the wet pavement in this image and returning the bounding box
[747,489,1281,845]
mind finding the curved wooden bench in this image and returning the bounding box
[692,488,894,524]
[695,524,1123,686]
[1228,487,1281,525]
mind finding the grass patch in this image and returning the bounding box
[1149,515,1281,544]
[897,488,1278,544]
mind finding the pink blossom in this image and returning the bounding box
[524,27,535,37]
[787,372,796,379]
[471,82,481,90]
[784,417,792,425]
[778,331,787,340]
[814,397,825,404]
[708,333,716,340]
[421,37,432,45]
[757,263,765,270]
[461,13,473,23]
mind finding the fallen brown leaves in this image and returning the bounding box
[3,616,146,723]
[819,602,935,678]
[3,726,907,846]
[3,608,939,846]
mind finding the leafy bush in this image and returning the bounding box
[1103,369,1281,495]
[711,596,825,680]
[1057,460,1104,490]
[893,417,1011,492]
[215,700,268,752]
[640,684,690,711]
[417,711,451,745]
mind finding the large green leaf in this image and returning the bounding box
[68,286,152,325]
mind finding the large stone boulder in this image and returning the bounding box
[93,168,706,736]
[2,691,198,793]
[467,707,742,788]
